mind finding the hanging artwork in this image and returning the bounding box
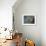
[22,15,36,25]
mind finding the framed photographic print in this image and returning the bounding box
[22,15,36,25]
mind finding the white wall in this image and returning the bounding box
[41,0,46,46]
[0,0,16,30]
[13,0,41,46]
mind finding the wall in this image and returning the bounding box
[41,0,46,46]
[0,0,16,30]
[13,0,41,46]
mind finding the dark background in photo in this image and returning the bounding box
[24,16,35,24]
